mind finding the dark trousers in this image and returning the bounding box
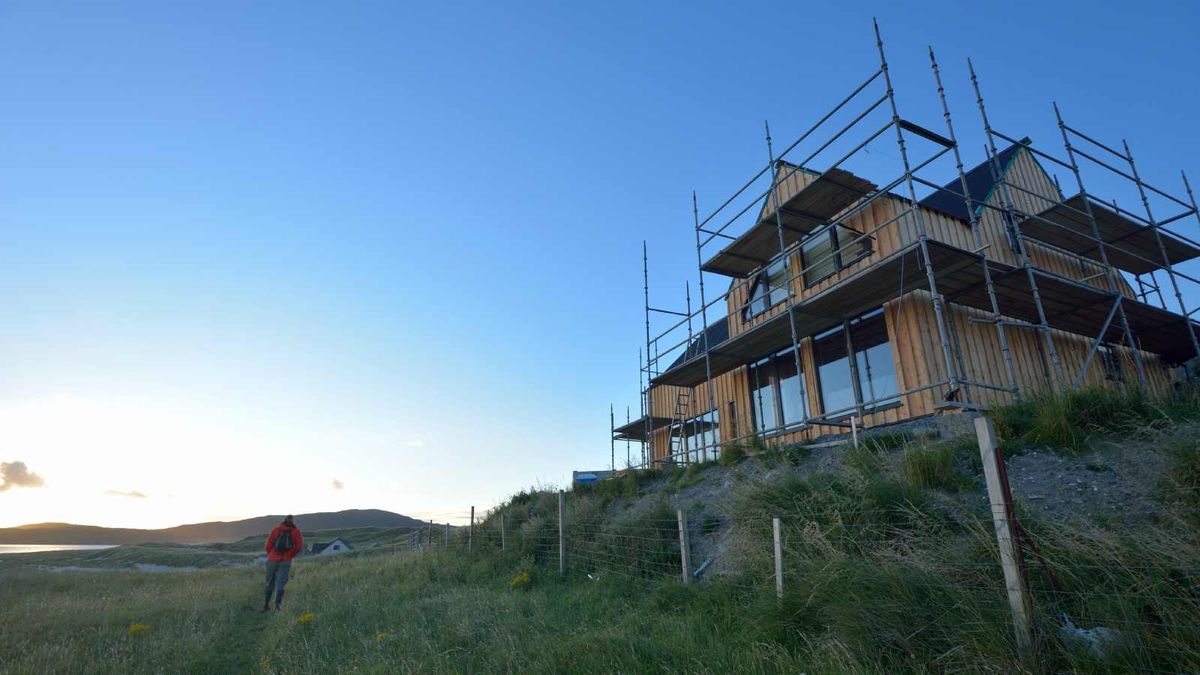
[264,559,292,606]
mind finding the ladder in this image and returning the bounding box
[670,389,691,465]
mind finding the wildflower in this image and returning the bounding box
[375,631,389,642]
[297,612,316,624]
[510,570,531,590]
[127,623,151,636]
[260,657,271,670]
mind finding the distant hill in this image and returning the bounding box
[0,509,427,545]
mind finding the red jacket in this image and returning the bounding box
[265,525,303,561]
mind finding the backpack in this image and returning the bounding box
[273,528,294,554]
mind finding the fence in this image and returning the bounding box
[391,416,1199,671]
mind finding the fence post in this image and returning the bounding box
[469,506,475,553]
[974,416,1034,661]
[427,520,433,551]
[444,522,450,549]
[773,517,784,601]
[677,508,692,584]
[558,490,567,576]
[500,514,507,552]
[851,415,859,448]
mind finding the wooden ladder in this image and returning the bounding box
[671,389,692,464]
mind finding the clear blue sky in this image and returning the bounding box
[2,1,1198,527]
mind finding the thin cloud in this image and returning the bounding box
[0,461,46,492]
[403,439,424,448]
[104,489,147,498]
[332,479,344,490]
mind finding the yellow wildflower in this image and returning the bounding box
[510,570,531,590]
[127,623,151,636]
[297,612,316,624]
[375,631,389,642]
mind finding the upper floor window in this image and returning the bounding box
[743,257,790,321]
[801,224,873,287]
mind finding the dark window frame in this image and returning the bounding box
[743,257,790,322]
[747,347,809,436]
[800,223,874,288]
[812,308,902,421]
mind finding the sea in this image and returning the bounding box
[0,544,118,555]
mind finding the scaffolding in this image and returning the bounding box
[612,22,1200,469]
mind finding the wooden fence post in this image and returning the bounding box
[558,490,566,576]
[773,517,784,601]
[469,506,475,553]
[444,522,450,549]
[500,514,507,552]
[427,520,433,551]
[851,415,859,448]
[677,508,691,584]
[974,416,1034,661]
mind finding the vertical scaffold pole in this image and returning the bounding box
[969,59,1066,388]
[609,403,615,471]
[692,192,720,461]
[1054,103,1147,392]
[643,242,656,465]
[765,121,810,434]
[930,47,1020,402]
[1124,140,1200,365]
[876,20,964,404]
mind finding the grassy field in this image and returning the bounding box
[0,550,814,674]
[4,388,1200,673]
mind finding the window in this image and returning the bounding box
[801,224,873,287]
[744,257,790,320]
[813,308,900,419]
[670,409,720,463]
[748,348,808,435]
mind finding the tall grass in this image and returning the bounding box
[992,385,1200,454]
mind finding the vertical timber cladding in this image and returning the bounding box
[648,148,1177,462]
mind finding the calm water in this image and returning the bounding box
[0,544,118,555]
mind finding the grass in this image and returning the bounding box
[991,385,1200,454]
[8,414,1200,673]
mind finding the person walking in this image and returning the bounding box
[263,515,303,611]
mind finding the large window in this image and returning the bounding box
[801,224,872,287]
[743,258,790,320]
[748,348,808,435]
[813,308,900,419]
[670,409,720,463]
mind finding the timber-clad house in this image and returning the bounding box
[615,140,1200,466]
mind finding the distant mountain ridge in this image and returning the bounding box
[0,509,426,545]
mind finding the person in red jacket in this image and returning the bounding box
[262,515,303,611]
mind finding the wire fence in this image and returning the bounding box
[383,417,1199,672]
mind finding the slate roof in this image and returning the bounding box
[918,139,1029,222]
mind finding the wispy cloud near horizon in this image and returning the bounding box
[103,489,147,498]
[0,461,46,492]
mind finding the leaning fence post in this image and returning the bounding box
[773,517,784,601]
[677,508,692,584]
[558,489,566,576]
[974,416,1034,661]
[469,506,475,553]
[500,514,507,551]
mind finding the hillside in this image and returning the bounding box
[0,509,426,545]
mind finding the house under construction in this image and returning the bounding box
[611,24,1200,468]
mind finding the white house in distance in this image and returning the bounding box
[310,538,352,555]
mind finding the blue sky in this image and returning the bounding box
[1,1,1198,527]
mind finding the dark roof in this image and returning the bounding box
[667,319,730,371]
[918,139,1029,222]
